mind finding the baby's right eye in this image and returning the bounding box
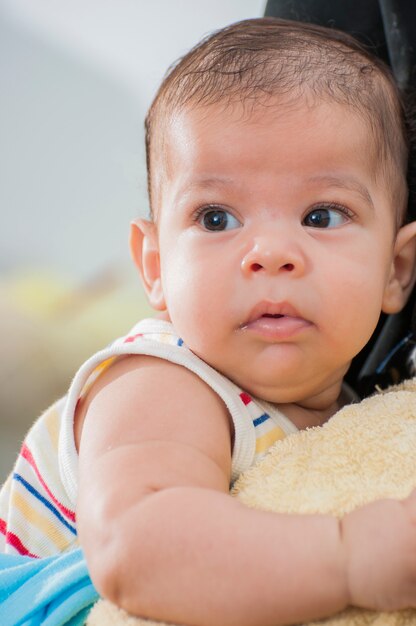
[197,207,242,231]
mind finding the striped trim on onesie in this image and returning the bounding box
[0,318,298,558]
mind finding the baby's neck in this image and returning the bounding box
[279,383,353,430]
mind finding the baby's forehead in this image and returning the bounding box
[159,101,367,192]
[150,95,405,226]
[160,96,376,175]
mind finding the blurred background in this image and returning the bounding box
[0,0,265,482]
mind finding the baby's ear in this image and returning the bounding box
[130,218,166,311]
[382,221,416,313]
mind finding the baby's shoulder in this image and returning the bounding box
[75,350,234,455]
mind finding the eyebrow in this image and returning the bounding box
[186,176,235,189]
[308,175,374,208]
[180,174,375,210]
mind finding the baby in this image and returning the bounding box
[2,17,416,626]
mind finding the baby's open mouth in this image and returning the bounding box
[241,302,313,338]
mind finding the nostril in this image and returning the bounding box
[283,263,294,271]
[251,263,263,272]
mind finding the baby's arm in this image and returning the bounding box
[76,356,416,626]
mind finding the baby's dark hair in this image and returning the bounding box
[145,17,410,223]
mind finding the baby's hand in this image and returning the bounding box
[341,488,416,611]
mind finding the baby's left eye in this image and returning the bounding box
[303,205,351,229]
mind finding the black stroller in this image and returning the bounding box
[265,0,416,398]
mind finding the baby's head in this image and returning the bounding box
[132,18,416,409]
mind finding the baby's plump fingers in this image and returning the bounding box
[342,497,416,611]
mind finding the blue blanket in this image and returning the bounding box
[0,548,99,625]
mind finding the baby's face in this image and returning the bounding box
[152,98,400,405]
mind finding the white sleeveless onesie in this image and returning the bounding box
[0,318,298,558]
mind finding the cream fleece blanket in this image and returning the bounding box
[87,380,416,626]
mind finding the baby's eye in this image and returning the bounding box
[302,205,351,229]
[197,207,242,231]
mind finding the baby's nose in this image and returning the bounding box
[241,235,306,277]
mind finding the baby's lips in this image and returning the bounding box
[244,300,305,325]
